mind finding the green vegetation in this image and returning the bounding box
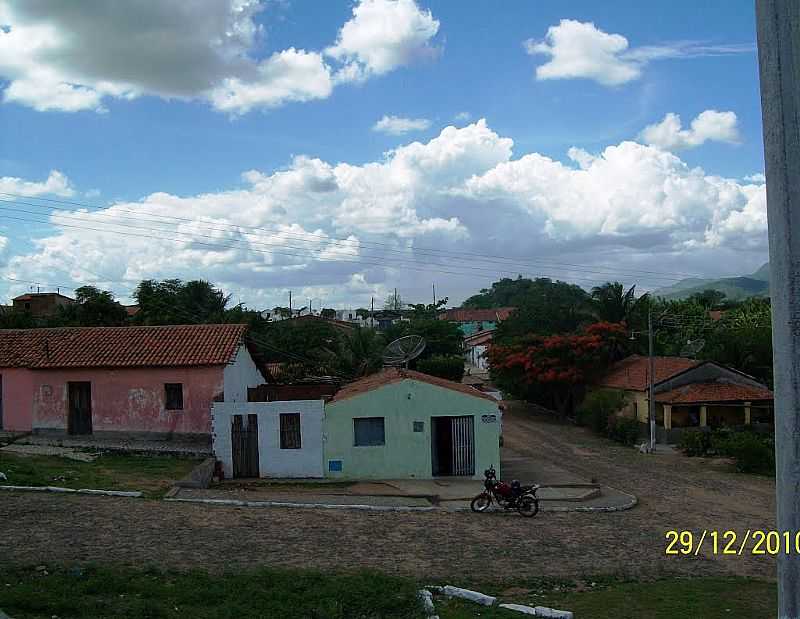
[651,262,770,301]
[416,355,466,382]
[0,451,201,498]
[575,389,640,445]
[678,428,775,475]
[0,568,776,619]
[0,565,422,619]
[436,577,776,619]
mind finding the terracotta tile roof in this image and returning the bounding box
[598,355,700,391]
[657,381,773,404]
[438,307,516,323]
[329,367,497,403]
[463,329,495,347]
[0,324,247,369]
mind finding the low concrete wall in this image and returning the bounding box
[174,456,216,489]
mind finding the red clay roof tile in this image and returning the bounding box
[598,355,700,391]
[0,324,247,369]
[656,381,773,404]
[329,367,497,403]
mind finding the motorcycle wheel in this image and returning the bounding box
[470,493,492,513]
[517,495,539,518]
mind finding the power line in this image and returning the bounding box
[0,206,677,287]
[0,191,703,281]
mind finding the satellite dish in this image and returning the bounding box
[382,335,426,367]
[680,338,706,358]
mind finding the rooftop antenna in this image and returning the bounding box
[382,335,426,369]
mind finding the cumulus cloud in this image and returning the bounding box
[639,110,740,150]
[0,0,439,114]
[372,115,431,135]
[744,173,766,184]
[326,0,439,83]
[3,120,767,307]
[526,19,753,86]
[0,169,74,197]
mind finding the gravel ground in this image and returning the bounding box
[0,405,777,584]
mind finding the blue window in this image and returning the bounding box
[354,417,385,446]
[328,460,343,472]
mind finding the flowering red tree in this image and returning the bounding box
[489,322,628,417]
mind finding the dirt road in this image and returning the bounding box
[0,406,777,584]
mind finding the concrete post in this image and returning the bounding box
[699,406,707,428]
[663,404,672,431]
[756,2,800,615]
[744,401,752,426]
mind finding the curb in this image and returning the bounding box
[0,485,142,498]
[164,497,438,512]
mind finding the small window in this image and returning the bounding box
[354,417,385,446]
[165,383,183,410]
[413,421,424,433]
[24,302,31,310]
[280,413,301,449]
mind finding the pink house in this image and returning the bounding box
[0,324,265,439]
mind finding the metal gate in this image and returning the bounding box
[232,414,260,478]
[450,415,475,476]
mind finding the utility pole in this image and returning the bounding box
[433,283,436,306]
[288,290,292,316]
[394,287,398,311]
[648,308,656,452]
[756,2,800,615]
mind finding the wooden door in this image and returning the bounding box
[67,382,92,435]
[232,414,260,478]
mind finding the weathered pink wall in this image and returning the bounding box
[1,368,35,431]
[26,366,225,435]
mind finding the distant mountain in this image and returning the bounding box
[653,263,770,301]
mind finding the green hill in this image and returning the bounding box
[653,263,770,301]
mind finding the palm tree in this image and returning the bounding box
[590,282,649,327]
[334,328,385,378]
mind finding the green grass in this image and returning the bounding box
[0,565,423,619]
[0,452,202,498]
[0,566,777,619]
[435,576,777,618]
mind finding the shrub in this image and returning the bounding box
[679,429,712,457]
[607,416,641,446]
[576,389,627,434]
[416,355,465,382]
[715,431,775,475]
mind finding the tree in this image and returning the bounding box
[688,289,727,309]
[133,279,230,325]
[383,318,462,360]
[590,282,648,327]
[408,297,448,320]
[331,327,385,378]
[321,308,336,320]
[57,286,128,327]
[489,322,629,418]
[494,278,592,341]
[355,308,370,319]
[384,291,403,310]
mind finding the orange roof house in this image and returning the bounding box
[597,355,773,442]
[0,324,265,438]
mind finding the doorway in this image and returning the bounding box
[67,382,92,435]
[431,415,475,476]
[231,414,260,478]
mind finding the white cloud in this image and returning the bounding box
[526,19,753,86]
[326,0,439,82]
[640,110,740,150]
[0,0,439,114]
[454,111,472,122]
[744,173,766,184]
[0,169,74,197]
[372,115,431,135]
[3,121,767,307]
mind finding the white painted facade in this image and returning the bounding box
[211,400,325,479]
[223,345,265,403]
[464,343,490,371]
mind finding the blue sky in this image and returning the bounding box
[0,0,767,309]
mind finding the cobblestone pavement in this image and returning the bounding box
[0,406,776,584]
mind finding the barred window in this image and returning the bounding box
[280,413,301,449]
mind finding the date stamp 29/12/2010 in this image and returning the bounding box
[666,530,800,556]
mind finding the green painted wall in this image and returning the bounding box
[324,379,501,480]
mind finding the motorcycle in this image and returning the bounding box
[470,465,539,517]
